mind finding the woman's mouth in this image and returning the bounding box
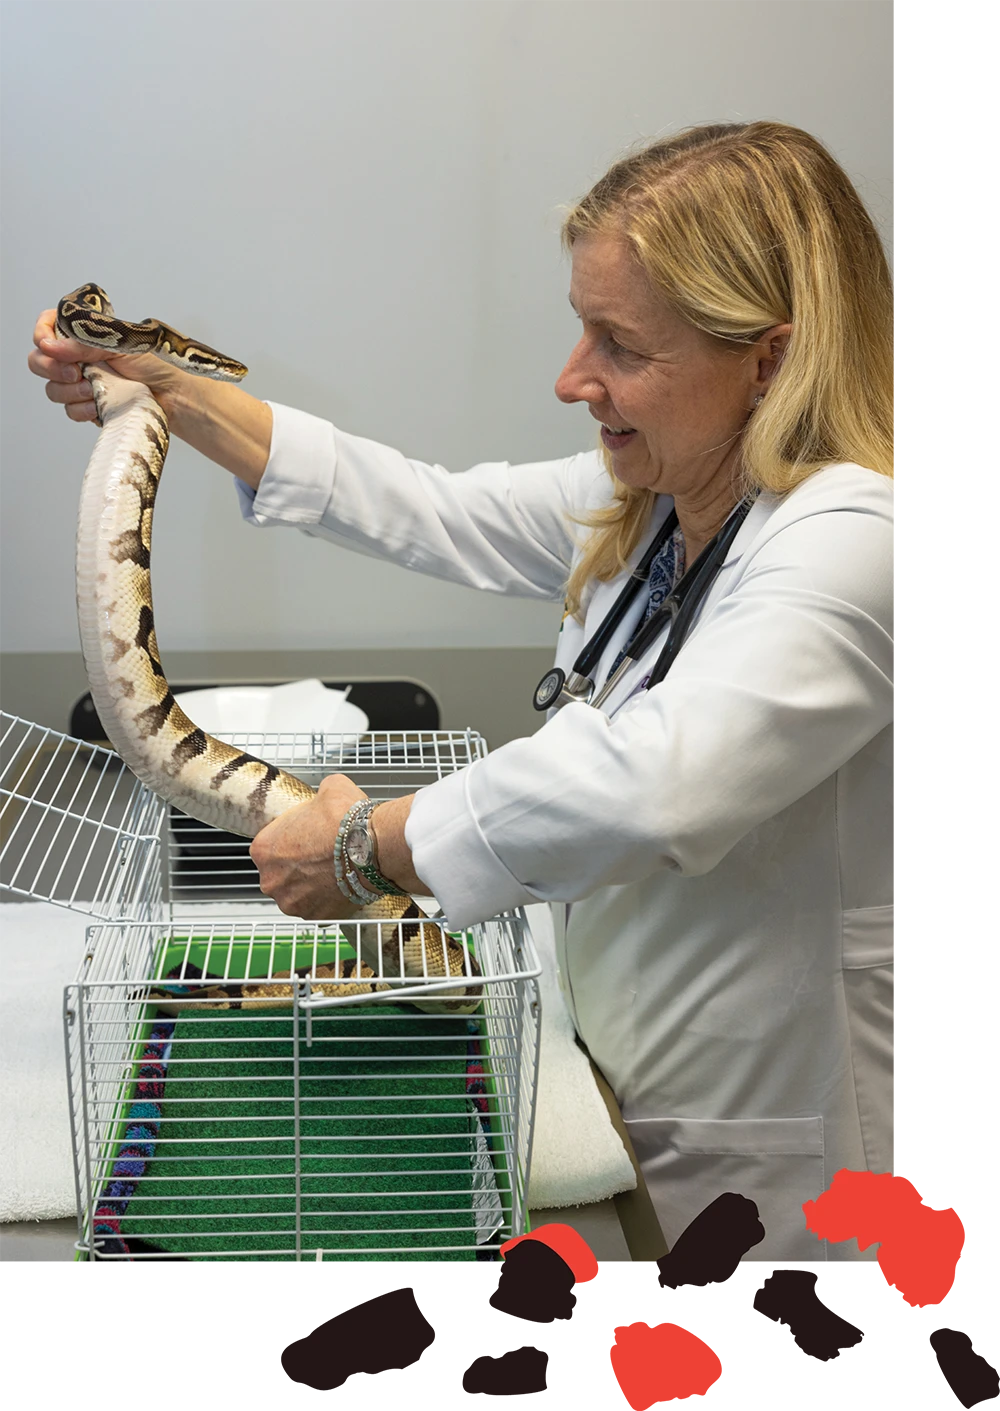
[601,424,638,450]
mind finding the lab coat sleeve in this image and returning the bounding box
[406,470,894,928]
[234,401,605,601]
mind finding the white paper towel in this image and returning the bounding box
[173,678,369,758]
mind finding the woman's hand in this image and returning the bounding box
[250,774,371,920]
[27,307,182,425]
[251,778,427,919]
[29,305,273,488]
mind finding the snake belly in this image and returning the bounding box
[59,284,481,1014]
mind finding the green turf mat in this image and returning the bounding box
[120,1004,498,1261]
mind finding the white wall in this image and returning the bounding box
[0,0,892,654]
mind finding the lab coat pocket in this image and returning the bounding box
[624,1115,826,1261]
[842,905,893,1176]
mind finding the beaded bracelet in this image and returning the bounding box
[333,800,382,906]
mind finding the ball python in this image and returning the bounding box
[57,283,481,1014]
[147,958,394,1015]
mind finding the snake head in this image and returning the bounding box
[70,283,115,314]
[57,283,117,335]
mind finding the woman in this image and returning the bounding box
[30,121,893,1260]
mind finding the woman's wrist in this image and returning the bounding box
[152,367,189,428]
[372,795,427,895]
[160,375,273,491]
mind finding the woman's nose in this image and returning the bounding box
[555,338,603,406]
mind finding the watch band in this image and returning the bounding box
[334,800,382,905]
[346,800,409,898]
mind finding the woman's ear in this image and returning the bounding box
[755,323,793,391]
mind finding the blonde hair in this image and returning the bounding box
[561,121,893,618]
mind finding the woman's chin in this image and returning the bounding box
[608,455,660,492]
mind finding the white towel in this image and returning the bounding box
[523,903,636,1210]
[0,901,86,1222]
[0,899,333,1223]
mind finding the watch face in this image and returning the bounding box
[345,824,373,869]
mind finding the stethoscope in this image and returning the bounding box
[533,495,755,714]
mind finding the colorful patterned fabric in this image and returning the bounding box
[92,1019,175,1256]
[466,1021,491,1142]
[607,525,686,679]
[466,1019,500,1261]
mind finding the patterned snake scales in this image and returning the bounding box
[56,283,481,1014]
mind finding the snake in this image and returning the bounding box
[147,958,394,1014]
[56,283,481,1015]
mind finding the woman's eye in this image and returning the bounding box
[607,336,638,360]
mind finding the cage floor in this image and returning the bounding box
[113,1004,503,1261]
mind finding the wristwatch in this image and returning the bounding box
[344,800,409,897]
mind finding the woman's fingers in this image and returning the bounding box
[38,370,97,421]
[29,310,92,401]
[31,307,114,423]
[29,347,80,382]
[42,370,86,401]
[38,334,93,363]
[33,309,92,362]
[64,394,99,423]
[33,308,59,346]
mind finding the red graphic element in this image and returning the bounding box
[583,1320,953,1411]
[803,1169,965,1306]
[501,1223,599,1283]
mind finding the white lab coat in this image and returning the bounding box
[237,403,893,1260]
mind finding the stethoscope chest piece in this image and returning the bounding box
[533,668,566,711]
[532,667,596,713]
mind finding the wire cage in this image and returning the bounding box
[165,729,489,911]
[1,713,163,922]
[1,714,541,1262]
[65,910,539,1262]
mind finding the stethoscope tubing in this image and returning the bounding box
[573,507,680,679]
[645,495,753,689]
[536,496,754,714]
